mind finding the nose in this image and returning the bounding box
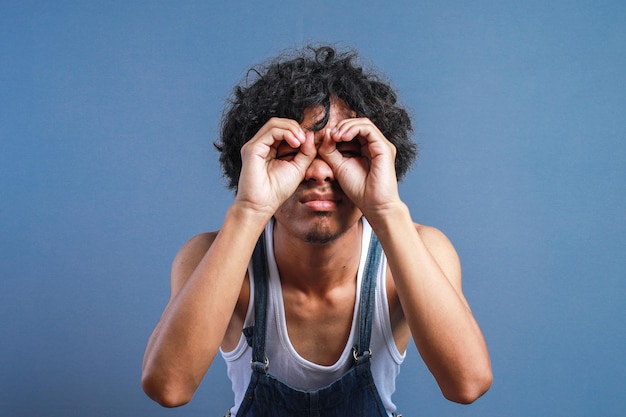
[302,129,334,184]
[305,155,334,184]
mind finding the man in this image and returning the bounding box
[142,45,492,416]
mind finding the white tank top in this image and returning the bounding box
[220,218,405,416]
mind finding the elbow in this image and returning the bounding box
[442,367,493,404]
[141,371,194,408]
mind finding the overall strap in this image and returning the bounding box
[353,232,383,364]
[247,231,270,373]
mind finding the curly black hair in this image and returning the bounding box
[214,44,417,190]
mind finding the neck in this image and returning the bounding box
[272,219,363,295]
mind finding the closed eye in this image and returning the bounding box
[336,138,362,157]
[276,151,298,160]
[275,142,299,160]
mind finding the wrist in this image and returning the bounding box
[363,200,412,236]
[227,200,275,233]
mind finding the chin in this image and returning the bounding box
[303,230,339,244]
[274,208,362,244]
[301,216,351,244]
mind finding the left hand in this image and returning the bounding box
[317,117,402,218]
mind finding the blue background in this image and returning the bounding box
[1,1,625,416]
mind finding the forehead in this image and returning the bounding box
[301,98,355,130]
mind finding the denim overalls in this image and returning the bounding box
[230,230,402,417]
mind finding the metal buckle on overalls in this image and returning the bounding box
[352,347,372,363]
[250,357,269,373]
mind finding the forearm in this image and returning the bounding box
[142,203,271,406]
[367,203,492,403]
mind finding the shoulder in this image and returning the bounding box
[174,232,219,263]
[415,224,459,258]
[170,231,219,297]
[414,223,462,289]
[170,231,252,331]
[380,222,462,291]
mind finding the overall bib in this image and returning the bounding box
[232,231,401,417]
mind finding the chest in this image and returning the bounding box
[280,288,357,366]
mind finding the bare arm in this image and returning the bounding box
[141,205,269,407]
[374,207,492,403]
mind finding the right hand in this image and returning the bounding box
[235,117,316,216]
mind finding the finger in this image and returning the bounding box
[330,118,395,161]
[330,118,381,144]
[275,124,307,148]
[278,118,306,144]
[256,118,307,148]
[317,128,341,164]
[291,130,317,170]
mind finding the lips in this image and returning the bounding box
[300,192,340,211]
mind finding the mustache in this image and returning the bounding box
[293,182,344,197]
